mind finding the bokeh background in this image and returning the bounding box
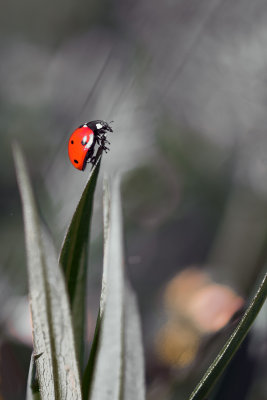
[1,0,267,399]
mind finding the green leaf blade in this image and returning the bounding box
[82,311,101,400]
[59,157,101,302]
[13,143,82,400]
[59,157,101,365]
[188,272,267,400]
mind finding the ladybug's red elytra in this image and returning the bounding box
[68,120,113,171]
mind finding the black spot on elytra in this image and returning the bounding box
[71,140,74,144]
[74,159,78,164]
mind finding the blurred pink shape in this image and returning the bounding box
[185,283,244,333]
[164,267,244,333]
[164,267,211,312]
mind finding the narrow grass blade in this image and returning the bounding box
[188,272,267,400]
[82,177,110,399]
[59,156,101,365]
[13,143,82,400]
[89,176,124,400]
[122,282,145,400]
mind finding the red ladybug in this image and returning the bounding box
[68,120,112,170]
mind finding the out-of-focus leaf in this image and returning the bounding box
[188,272,267,400]
[86,176,146,400]
[100,176,110,317]
[122,282,145,400]
[59,155,101,365]
[13,143,82,400]
[82,177,110,400]
[88,176,124,400]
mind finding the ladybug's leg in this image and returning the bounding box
[99,136,110,153]
[90,155,97,165]
[94,131,110,151]
[95,135,101,145]
[90,146,105,167]
[82,146,95,169]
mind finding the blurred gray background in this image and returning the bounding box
[1,0,267,399]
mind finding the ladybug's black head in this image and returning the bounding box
[86,120,113,134]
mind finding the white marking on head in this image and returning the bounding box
[96,123,103,129]
[83,124,87,127]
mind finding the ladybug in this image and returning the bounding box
[68,120,113,171]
